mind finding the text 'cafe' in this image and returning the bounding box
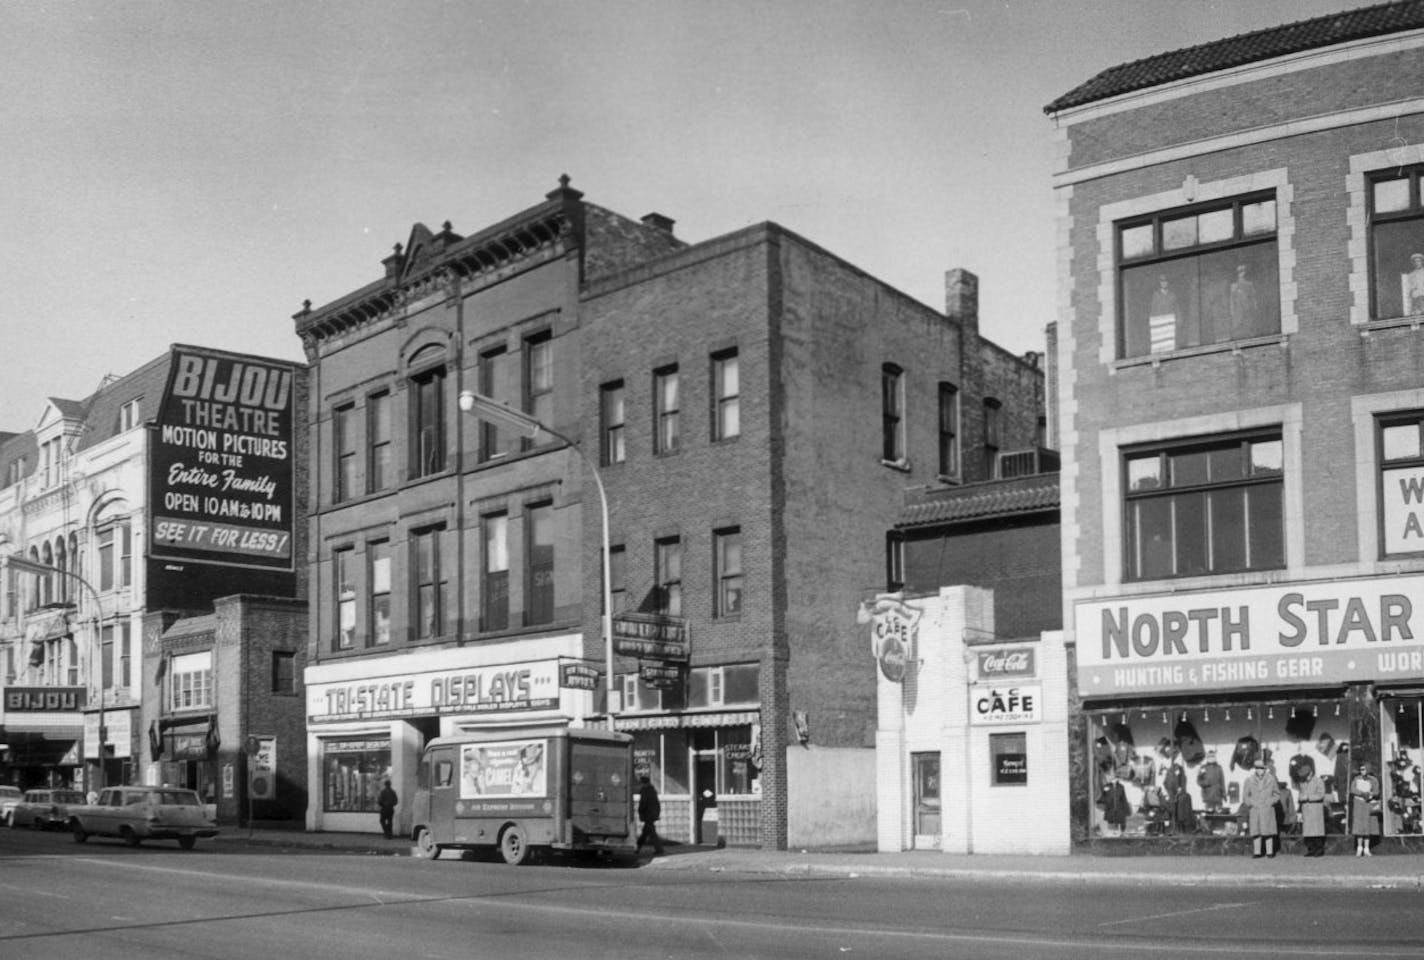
[1078,573,1424,843]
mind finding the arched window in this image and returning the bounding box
[40,543,54,606]
[55,537,68,603]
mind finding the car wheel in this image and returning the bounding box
[413,827,442,860]
[72,822,88,843]
[178,836,197,850]
[120,826,141,847]
[499,825,529,866]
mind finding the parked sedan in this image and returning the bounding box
[0,785,22,826]
[10,789,87,830]
[68,786,219,849]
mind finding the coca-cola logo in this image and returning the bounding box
[978,648,1034,678]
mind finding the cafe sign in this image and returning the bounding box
[970,684,1042,725]
[863,595,920,683]
[1075,572,1424,696]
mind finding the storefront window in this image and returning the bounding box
[322,738,392,813]
[991,732,1028,786]
[718,726,758,795]
[632,730,690,795]
[1383,697,1422,836]
[1090,699,1348,838]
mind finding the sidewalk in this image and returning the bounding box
[213,828,1424,890]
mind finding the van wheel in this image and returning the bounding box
[500,825,528,865]
[413,828,442,860]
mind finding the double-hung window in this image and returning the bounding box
[410,365,446,478]
[712,350,740,441]
[525,502,554,625]
[714,527,742,617]
[481,513,509,632]
[983,397,1001,478]
[600,381,626,465]
[1368,166,1424,320]
[367,391,391,493]
[1117,193,1278,357]
[655,536,682,616]
[606,544,627,615]
[1379,412,1424,556]
[96,522,131,593]
[654,366,680,454]
[478,347,510,463]
[413,525,449,639]
[524,333,553,450]
[334,403,357,502]
[1123,432,1284,581]
[368,541,391,646]
[334,548,355,650]
[938,383,959,479]
[882,364,905,463]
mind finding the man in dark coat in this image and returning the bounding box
[378,779,398,840]
[636,775,665,856]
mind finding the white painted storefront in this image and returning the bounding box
[873,585,1071,855]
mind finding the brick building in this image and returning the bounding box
[295,177,1046,847]
[0,346,308,825]
[1047,2,1424,850]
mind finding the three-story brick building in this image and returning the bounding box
[1047,1,1424,849]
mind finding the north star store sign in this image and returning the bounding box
[308,660,579,723]
[1075,573,1424,696]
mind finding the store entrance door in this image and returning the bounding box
[912,751,941,850]
[694,753,718,844]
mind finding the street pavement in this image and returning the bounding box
[213,828,1424,890]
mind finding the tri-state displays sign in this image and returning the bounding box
[1075,573,1424,696]
[149,346,297,570]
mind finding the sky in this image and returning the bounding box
[0,0,1388,426]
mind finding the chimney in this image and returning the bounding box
[641,212,676,235]
[945,268,979,340]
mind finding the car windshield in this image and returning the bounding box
[0,788,21,798]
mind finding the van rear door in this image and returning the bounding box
[568,738,630,841]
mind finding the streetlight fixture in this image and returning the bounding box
[0,554,107,792]
[457,390,618,717]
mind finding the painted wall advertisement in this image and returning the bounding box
[1075,573,1424,696]
[149,346,297,570]
[307,659,562,724]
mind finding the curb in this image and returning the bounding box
[646,856,1424,890]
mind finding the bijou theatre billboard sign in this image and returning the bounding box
[148,346,297,575]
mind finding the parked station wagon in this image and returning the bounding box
[68,786,219,849]
[10,789,86,830]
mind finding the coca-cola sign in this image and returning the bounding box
[976,647,1035,680]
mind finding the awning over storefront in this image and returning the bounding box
[613,710,758,731]
[1,728,80,766]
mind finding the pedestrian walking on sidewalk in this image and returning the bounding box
[378,779,398,840]
[1243,758,1281,858]
[1350,761,1381,857]
[636,775,665,856]
[1297,767,1327,857]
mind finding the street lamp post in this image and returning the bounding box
[457,390,618,718]
[0,554,107,792]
